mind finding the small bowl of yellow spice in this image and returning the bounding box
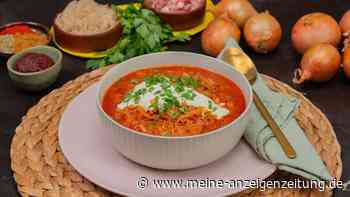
[0,22,51,58]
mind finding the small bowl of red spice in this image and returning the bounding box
[7,46,63,91]
[0,22,51,58]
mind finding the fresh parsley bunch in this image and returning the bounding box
[86,5,190,70]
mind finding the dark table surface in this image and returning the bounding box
[0,0,349,196]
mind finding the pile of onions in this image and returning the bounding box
[293,44,341,84]
[243,11,282,53]
[211,0,257,28]
[291,12,341,54]
[206,0,282,54]
[201,15,241,56]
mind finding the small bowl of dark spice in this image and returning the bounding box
[7,46,63,91]
[15,53,55,73]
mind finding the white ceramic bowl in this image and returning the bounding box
[97,52,253,170]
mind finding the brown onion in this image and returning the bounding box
[243,11,282,53]
[342,45,350,78]
[212,0,258,28]
[340,10,350,36]
[291,12,341,54]
[201,16,241,56]
[293,44,341,84]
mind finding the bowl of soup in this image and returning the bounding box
[97,52,253,170]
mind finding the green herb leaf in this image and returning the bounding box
[178,106,187,114]
[176,75,200,89]
[181,90,196,100]
[175,84,185,93]
[208,100,213,110]
[170,111,179,119]
[86,59,105,70]
[208,100,217,111]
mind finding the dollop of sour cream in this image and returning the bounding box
[117,75,230,118]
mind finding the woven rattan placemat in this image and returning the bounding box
[10,67,342,197]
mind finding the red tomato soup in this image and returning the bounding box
[102,65,246,137]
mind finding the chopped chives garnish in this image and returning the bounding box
[121,74,204,114]
[208,100,213,110]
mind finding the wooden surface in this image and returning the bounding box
[0,0,349,196]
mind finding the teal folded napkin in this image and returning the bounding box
[218,38,332,181]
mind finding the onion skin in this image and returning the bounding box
[340,10,350,36]
[293,44,341,84]
[343,46,350,79]
[243,12,282,53]
[201,16,241,56]
[291,12,341,54]
[212,0,258,28]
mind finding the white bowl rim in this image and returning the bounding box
[97,51,253,140]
